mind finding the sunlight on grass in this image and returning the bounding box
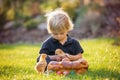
[0,38,120,80]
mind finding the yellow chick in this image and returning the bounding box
[35,54,47,74]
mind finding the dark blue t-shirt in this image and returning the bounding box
[39,35,84,55]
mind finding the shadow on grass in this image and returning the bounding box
[87,68,120,79]
[61,68,120,80]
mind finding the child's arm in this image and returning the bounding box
[66,53,82,61]
[48,55,62,61]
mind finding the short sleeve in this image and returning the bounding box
[39,42,50,54]
[74,40,84,54]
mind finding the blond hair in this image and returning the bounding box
[45,9,74,33]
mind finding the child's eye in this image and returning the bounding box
[53,33,57,35]
[52,32,64,35]
[60,33,64,35]
[60,33,64,34]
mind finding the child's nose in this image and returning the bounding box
[58,35,61,38]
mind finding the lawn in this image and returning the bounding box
[0,38,120,80]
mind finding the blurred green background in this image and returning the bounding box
[0,0,120,44]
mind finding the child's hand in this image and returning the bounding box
[66,54,72,59]
[49,55,62,61]
[60,54,67,59]
[55,55,62,61]
[66,53,82,61]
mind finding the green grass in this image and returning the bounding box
[0,38,120,80]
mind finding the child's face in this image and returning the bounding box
[51,31,68,41]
